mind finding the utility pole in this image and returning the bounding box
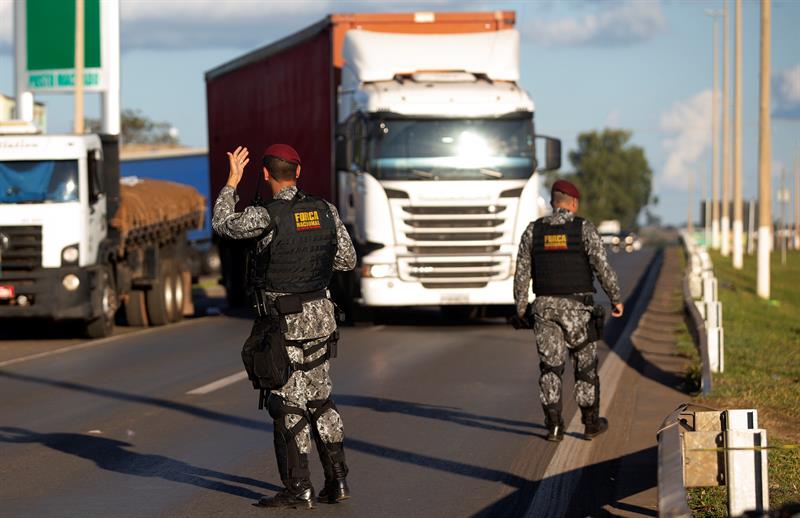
[721,0,731,256]
[795,154,799,250]
[73,0,85,134]
[757,0,772,299]
[703,168,711,245]
[780,168,787,265]
[688,169,695,235]
[733,0,744,268]
[707,10,723,250]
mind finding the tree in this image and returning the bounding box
[558,129,653,229]
[87,109,179,146]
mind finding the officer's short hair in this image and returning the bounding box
[552,189,575,205]
[263,156,297,181]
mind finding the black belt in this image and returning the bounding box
[251,288,329,318]
[539,293,594,306]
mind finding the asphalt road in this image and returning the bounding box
[0,248,655,518]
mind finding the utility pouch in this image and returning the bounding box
[328,330,340,359]
[275,294,303,315]
[251,322,295,390]
[589,304,606,342]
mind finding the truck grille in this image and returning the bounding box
[0,226,42,271]
[396,203,513,290]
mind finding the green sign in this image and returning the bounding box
[24,0,104,92]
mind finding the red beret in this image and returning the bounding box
[263,143,301,166]
[551,179,580,200]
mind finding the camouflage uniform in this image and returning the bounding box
[212,184,356,486]
[513,208,621,423]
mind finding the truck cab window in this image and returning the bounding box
[350,117,367,171]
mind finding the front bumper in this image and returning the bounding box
[361,276,515,307]
[0,266,104,321]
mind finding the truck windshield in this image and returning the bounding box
[368,117,534,180]
[0,160,79,203]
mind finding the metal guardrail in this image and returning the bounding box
[658,404,770,517]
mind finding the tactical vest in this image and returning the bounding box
[250,191,337,294]
[531,217,595,295]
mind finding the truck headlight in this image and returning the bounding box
[61,245,79,264]
[362,263,397,278]
[62,274,81,291]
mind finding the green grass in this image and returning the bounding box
[687,249,800,514]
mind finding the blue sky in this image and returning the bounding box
[1,0,799,225]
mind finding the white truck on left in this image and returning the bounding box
[0,125,205,337]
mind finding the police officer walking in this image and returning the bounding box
[212,144,356,509]
[513,180,623,442]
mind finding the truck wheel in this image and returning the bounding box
[146,260,176,326]
[85,268,117,338]
[170,262,185,323]
[124,290,149,327]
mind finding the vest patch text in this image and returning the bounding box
[543,234,568,250]
[294,210,321,231]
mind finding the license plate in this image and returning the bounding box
[441,293,469,305]
[0,285,14,300]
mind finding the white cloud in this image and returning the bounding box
[523,0,666,47]
[773,65,800,119]
[660,89,712,190]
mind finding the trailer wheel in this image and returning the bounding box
[124,290,149,327]
[170,262,185,323]
[85,268,117,338]
[146,260,176,326]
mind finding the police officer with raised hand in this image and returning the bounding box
[212,144,356,509]
[513,180,623,442]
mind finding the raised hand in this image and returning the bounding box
[226,146,250,188]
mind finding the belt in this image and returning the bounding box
[251,288,330,318]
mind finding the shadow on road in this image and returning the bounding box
[336,394,587,440]
[0,427,280,499]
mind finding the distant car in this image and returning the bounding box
[610,231,642,253]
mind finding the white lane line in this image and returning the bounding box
[186,370,248,395]
[0,317,211,369]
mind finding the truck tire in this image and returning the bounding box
[146,260,176,326]
[85,268,117,338]
[124,290,149,327]
[170,261,185,323]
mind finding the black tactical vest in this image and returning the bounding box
[531,217,595,295]
[251,191,337,294]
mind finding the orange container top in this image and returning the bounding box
[329,11,516,68]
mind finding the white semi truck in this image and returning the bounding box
[206,11,560,316]
[0,126,205,337]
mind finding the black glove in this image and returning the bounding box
[510,306,533,330]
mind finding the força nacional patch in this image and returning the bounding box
[294,210,321,231]
[543,233,568,250]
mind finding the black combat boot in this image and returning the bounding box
[580,405,608,440]
[544,405,564,442]
[255,479,315,510]
[315,441,350,503]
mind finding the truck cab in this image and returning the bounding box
[0,129,119,334]
[336,29,560,310]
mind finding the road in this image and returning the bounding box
[0,248,655,518]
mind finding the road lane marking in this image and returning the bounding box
[0,317,211,369]
[187,370,248,395]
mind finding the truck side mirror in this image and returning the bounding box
[536,135,561,172]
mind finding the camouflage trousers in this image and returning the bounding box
[532,297,599,410]
[271,338,345,454]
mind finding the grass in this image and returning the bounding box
[687,249,800,514]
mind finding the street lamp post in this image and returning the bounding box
[721,0,731,257]
[733,0,745,268]
[707,10,723,250]
[756,0,772,299]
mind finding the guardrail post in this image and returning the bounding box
[706,326,724,372]
[725,409,769,515]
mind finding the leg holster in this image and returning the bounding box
[267,394,311,485]
[307,397,348,482]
